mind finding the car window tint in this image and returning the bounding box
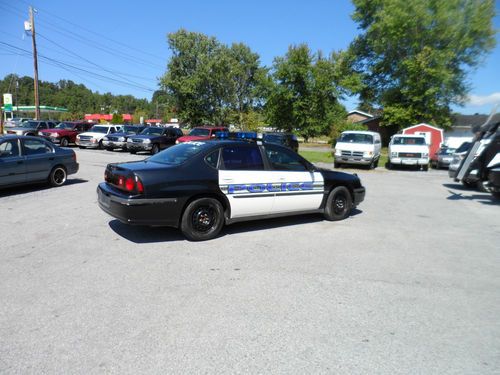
[205,149,219,168]
[0,140,20,158]
[265,145,307,171]
[23,139,52,155]
[221,146,264,170]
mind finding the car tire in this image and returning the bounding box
[180,197,225,241]
[106,147,113,151]
[422,165,429,171]
[78,146,85,149]
[369,159,375,169]
[492,191,500,200]
[323,186,353,221]
[152,144,160,154]
[48,166,67,187]
[461,179,476,189]
[387,162,392,170]
[130,150,137,154]
[98,140,103,149]
[60,137,69,147]
[334,161,340,168]
[374,159,379,168]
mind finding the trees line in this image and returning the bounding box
[2,0,495,140]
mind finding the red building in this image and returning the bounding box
[402,123,444,162]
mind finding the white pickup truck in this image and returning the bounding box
[388,134,430,171]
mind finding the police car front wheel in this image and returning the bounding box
[181,197,225,241]
[324,186,352,221]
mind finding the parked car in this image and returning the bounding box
[75,124,123,149]
[262,132,299,153]
[334,131,381,169]
[97,135,366,241]
[38,121,94,147]
[0,135,78,189]
[431,146,456,169]
[3,117,31,132]
[388,134,430,171]
[127,126,183,154]
[5,120,58,136]
[102,125,146,151]
[175,126,228,144]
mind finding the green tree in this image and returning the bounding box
[348,0,496,129]
[160,29,265,126]
[111,113,124,124]
[265,45,358,141]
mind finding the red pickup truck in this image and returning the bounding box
[175,126,228,144]
[39,121,94,147]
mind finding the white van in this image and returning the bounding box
[334,131,382,169]
[388,134,430,171]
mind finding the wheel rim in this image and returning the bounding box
[333,193,347,215]
[61,138,68,146]
[54,168,66,185]
[191,205,217,233]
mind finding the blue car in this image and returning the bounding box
[0,135,79,189]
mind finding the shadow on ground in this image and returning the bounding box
[109,209,363,243]
[0,178,88,198]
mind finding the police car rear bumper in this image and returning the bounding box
[353,187,365,206]
[97,183,182,227]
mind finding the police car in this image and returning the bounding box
[97,133,366,241]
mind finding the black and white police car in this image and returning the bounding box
[97,133,366,241]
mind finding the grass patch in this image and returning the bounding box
[299,150,333,163]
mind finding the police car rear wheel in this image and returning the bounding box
[181,198,224,241]
[324,186,352,221]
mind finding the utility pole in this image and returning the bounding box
[29,6,40,120]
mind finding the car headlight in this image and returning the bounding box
[363,151,373,157]
[127,138,133,143]
[118,137,125,142]
[38,131,44,136]
[52,133,60,137]
[17,130,24,135]
[422,152,429,157]
[103,136,109,141]
[143,139,151,144]
[334,149,341,156]
[91,138,97,143]
[175,140,179,144]
[391,152,397,157]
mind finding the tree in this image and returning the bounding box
[348,0,496,129]
[160,29,266,126]
[265,45,359,141]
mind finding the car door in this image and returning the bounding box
[22,138,54,181]
[0,138,25,186]
[218,144,275,219]
[263,144,324,213]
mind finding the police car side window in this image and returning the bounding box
[221,146,264,170]
[265,145,307,171]
[205,149,220,169]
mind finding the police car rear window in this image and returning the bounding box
[148,142,208,165]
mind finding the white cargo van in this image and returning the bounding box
[334,131,382,169]
[388,134,430,171]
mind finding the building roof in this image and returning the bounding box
[348,109,374,118]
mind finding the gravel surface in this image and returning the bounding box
[1,148,499,374]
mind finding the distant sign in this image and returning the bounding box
[3,93,13,112]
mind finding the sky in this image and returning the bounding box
[0,0,499,115]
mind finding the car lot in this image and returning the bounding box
[1,148,499,374]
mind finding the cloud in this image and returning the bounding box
[467,93,500,106]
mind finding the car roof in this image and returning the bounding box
[394,134,426,138]
[0,134,48,141]
[342,130,379,136]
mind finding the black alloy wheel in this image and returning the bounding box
[49,166,67,187]
[181,198,224,241]
[323,186,353,221]
[152,144,160,154]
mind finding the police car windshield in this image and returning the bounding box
[338,133,373,143]
[148,142,208,165]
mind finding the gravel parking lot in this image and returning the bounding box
[1,148,499,374]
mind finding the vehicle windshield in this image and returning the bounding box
[338,133,373,144]
[439,148,456,155]
[456,142,472,153]
[55,122,76,129]
[123,126,140,134]
[90,126,110,134]
[148,142,208,165]
[263,134,286,144]
[140,127,163,135]
[188,128,210,137]
[18,121,39,128]
[392,137,426,145]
